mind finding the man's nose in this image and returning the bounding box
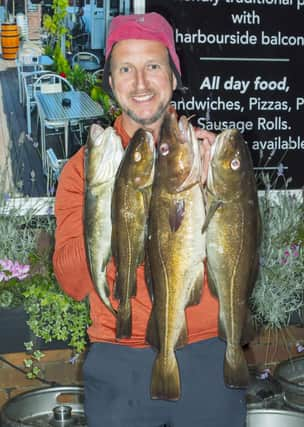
[134,69,148,90]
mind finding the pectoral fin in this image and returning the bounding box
[175,319,188,349]
[144,254,154,302]
[187,269,204,307]
[146,309,160,350]
[202,200,223,233]
[169,199,185,232]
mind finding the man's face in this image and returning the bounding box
[109,39,177,130]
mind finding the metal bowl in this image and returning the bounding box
[274,355,304,411]
[247,409,304,427]
[0,386,87,427]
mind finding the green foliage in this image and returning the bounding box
[23,262,90,354]
[42,0,70,75]
[0,191,90,360]
[43,0,69,40]
[0,207,54,264]
[0,193,55,309]
[53,44,71,76]
[65,67,121,125]
[250,171,304,328]
[24,341,45,379]
[0,276,27,308]
[67,64,93,92]
[90,79,121,126]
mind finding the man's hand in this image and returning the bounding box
[194,129,216,186]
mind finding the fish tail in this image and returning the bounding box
[104,300,117,317]
[241,308,258,345]
[224,344,249,389]
[150,353,181,401]
[96,275,117,317]
[116,300,132,339]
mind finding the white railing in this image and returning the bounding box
[0,189,302,217]
[0,197,54,216]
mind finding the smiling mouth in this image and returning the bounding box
[132,93,154,102]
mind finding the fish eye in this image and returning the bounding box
[134,151,142,162]
[159,143,169,156]
[231,158,240,170]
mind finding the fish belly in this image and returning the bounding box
[112,185,148,339]
[206,202,258,388]
[85,181,116,316]
[147,186,205,400]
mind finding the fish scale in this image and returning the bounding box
[146,113,206,401]
[111,128,156,339]
[84,124,124,316]
[204,128,261,389]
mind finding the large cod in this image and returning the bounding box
[204,128,261,388]
[146,113,206,401]
[84,124,124,316]
[112,128,156,339]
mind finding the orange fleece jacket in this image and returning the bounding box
[53,116,219,347]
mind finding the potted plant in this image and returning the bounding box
[250,168,304,329]
[0,191,90,360]
[42,0,69,69]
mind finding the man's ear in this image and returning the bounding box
[109,75,113,90]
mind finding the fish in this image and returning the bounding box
[203,128,261,388]
[146,113,206,400]
[111,128,156,339]
[84,124,124,317]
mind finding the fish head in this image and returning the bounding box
[207,128,254,199]
[86,124,124,186]
[157,113,201,193]
[122,128,156,189]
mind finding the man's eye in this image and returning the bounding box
[120,66,131,73]
[147,63,160,70]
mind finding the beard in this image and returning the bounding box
[111,78,174,127]
[114,95,171,127]
[122,100,171,126]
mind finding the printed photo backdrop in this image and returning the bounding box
[146,0,304,188]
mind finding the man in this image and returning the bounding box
[53,12,246,427]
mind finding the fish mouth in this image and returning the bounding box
[207,128,245,196]
[89,123,105,146]
[145,130,155,151]
[178,116,191,143]
[175,122,201,193]
[207,131,223,193]
[145,130,156,184]
[210,128,243,165]
[211,129,229,159]
[94,128,122,182]
[133,130,156,189]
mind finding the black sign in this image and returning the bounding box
[146,0,304,188]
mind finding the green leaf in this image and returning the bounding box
[24,358,33,368]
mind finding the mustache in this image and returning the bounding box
[129,90,154,97]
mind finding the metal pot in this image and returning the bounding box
[0,386,87,427]
[247,409,304,427]
[274,355,304,411]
